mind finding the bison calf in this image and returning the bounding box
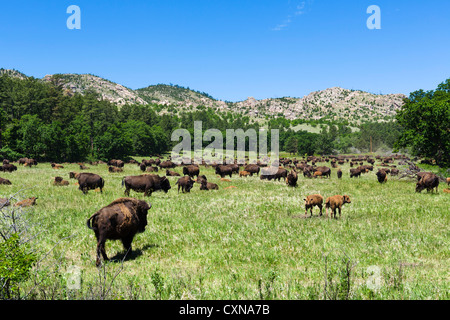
[86,197,152,266]
[325,195,351,219]
[176,176,195,193]
[53,176,69,186]
[0,177,12,185]
[304,194,324,217]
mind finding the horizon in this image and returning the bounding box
[1,1,449,101]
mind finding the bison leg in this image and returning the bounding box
[318,204,323,216]
[124,187,130,196]
[96,238,108,266]
[121,236,134,255]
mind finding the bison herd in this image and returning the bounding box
[0,153,448,266]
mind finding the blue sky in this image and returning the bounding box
[0,0,449,101]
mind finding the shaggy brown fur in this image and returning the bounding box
[14,197,38,208]
[304,194,324,217]
[86,197,152,266]
[325,195,351,219]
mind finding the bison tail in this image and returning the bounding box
[86,213,98,230]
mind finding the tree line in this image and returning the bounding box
[1,74,448,167]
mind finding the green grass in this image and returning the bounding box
[0,159,448,300]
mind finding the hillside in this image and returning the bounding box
[1,69,406,123]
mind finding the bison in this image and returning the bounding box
[53,176,69,186]
[239,170,251,177]
[108,166,123,173]
[286,169,298,187]
[77,173,105,194]
[183,165,200,178]
[314,166,331,178]
[86,197,152,266]
[337,169,342,179]
[176,176,195,193]
[325,195,351,219]
[376,170,388,184]
[416,173,439,193]
[244,164,260,176]
[51,163,64,169]
[108,159,124,168]
[215,165,233,178]
[14,197,38,208]
[166,169,180,177]
[122,174,171,197]
[199,180,219,190]
[0,198,10,207]
[0,177,12,185]
[349,168,362,178]
[304,194,324,217]
[0,164,17,173]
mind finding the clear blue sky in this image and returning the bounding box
[1,0,449,101]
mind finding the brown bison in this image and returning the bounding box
[69,172,80,179]
[77,173,105,194]
[108,166,123,173]
[166,169,180,177]
[86,197,152,266]
[159,160,176,169]
[215,165,233,178]
[14,197,38,208]
[145,166,158,173]
[337,169,342,179]
[304,194,324,217]
[376,170,388,184]
[244,164,260,176]
[122,174,171,197]
[199,180,219,190]
[51,163,64,169]
[416,173,439,193]
[314,166,331,178]
[53,176,69,186]
[24,159,38,167]
[0,177,12,185]
[183,165,200,178]
[349,168,362,178]
[239,170,251,177]
[286,169,298,187]
[176,176,195,193]
[0,164,17,173]
[325,195,351,219]
[0,198,10,207]
[108,159,124,168]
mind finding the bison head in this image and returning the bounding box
[343,195,351,204]
[415,182,425,193]
[136,200,152,233]
[160,176,171,193]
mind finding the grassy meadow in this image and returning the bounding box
[0,158,448,300]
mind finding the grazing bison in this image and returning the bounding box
[77,173,105,194]
[79,164,90,170]
[349,168,362,178]
[376,170,388,184]
[14,197,38,208]
[108,166,123,173]
[0,164,17,173]
[145,166,158,173]
[304,194,324,217]
[325,195,351,219]
[122,174,171,197]
[199,180,219,190]
[86,197,152,266]
[159,160,176,169]
[244,164,260,176]
[53,176,69,186]
[24,159,38,167]
[183,165,200,178]
[166,169,180,177]
[314,166,331,178]
[416,173,439,193]
[239,170,251,177]
[196,175,207,184]
[286,169,298,187]
[260,167,287,181]
[176,176,195,193]
[0,177,12,185]
[337,169,342,179]
[108,159,124,168]
[215,165,233,178]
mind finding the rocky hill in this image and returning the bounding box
[1,69,406,123]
